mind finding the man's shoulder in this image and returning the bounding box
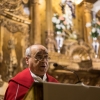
[13,68,29,79]
[9,68,34,88]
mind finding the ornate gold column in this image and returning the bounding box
[83,2,93,44]
[46,0,53,35]
[30,0,41,44]
[0,20,3,63]
[45,0,56,52]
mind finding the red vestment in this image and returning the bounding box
[4,68,58,100]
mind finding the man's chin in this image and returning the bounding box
[40,68,47,73]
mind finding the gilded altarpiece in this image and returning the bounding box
[0,1,100,99]
[47,0,100,87]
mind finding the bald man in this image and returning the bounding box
[4,44,58,100]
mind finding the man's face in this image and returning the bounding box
[28,46,49,76]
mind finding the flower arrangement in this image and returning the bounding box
[52,14,70,34]
[86,19,100,38]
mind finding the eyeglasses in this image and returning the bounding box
[30,50,50,61]
[34,54,50,61]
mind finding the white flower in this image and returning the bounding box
[92,28,96,33]
[86,22,91,27]
[93,37,97,41]
[57,31,61,34]
[56,19,60,24]
[52,13,68,33]
[52,17,57,23]
[97,28,100,35]
[61,24,65,29]
[56,24,61,29]
[69,16,72,20]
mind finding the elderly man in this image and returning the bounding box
[4,44,58,100]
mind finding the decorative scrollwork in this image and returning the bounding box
[0,0,22,11]
[1,17,29,33]
[0,0,31,24]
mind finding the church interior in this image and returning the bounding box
[1,0,100,99]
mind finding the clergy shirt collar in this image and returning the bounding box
[29,68,47,82]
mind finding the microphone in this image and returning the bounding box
[53,63,82,84]
[53,63,73,71]
[53,63,64,69]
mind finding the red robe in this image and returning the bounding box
[4,68,58,100]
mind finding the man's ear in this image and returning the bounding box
[25,56,30,65]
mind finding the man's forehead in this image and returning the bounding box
[32,49,48,56]
[30,45,48,55]
[36,50,48,55]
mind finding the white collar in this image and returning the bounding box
[29,68,47,82]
